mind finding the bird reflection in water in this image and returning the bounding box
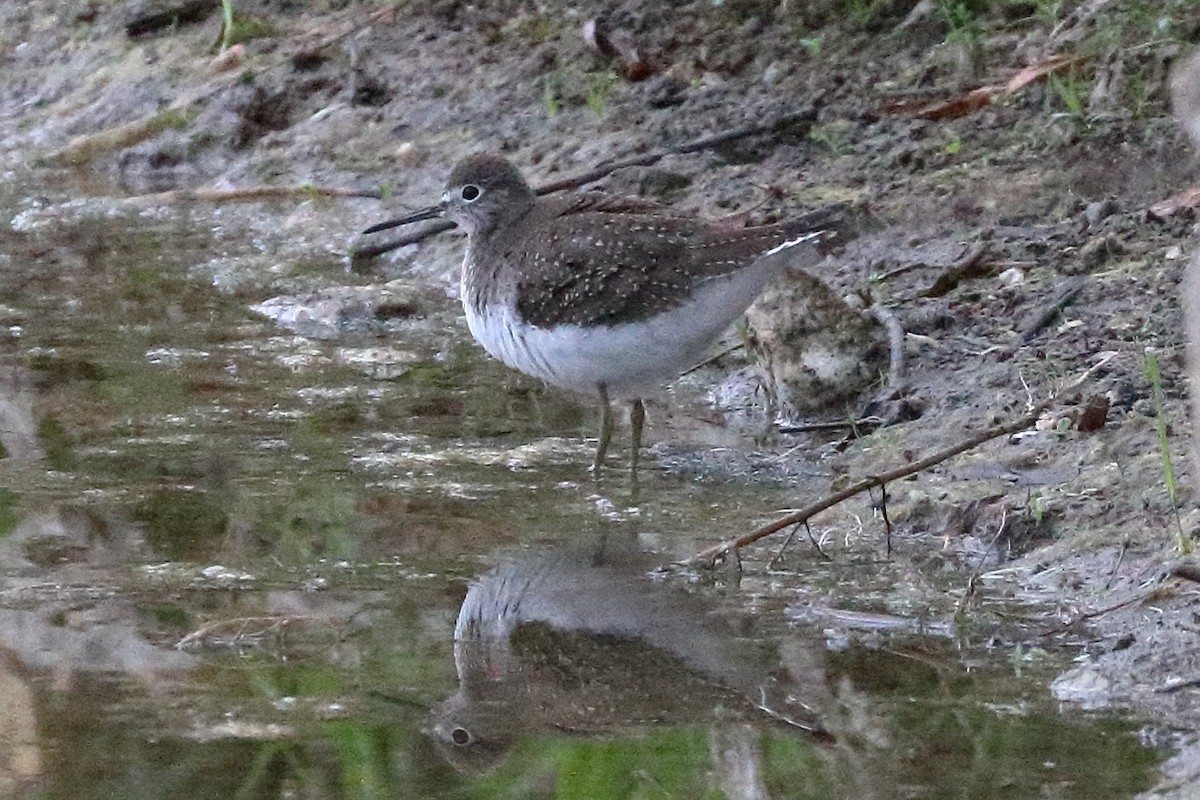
[428,542,837,774]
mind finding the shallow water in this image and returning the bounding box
[0,174,1163,798]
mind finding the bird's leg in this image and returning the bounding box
[630,398,645,477]
[593,383,614,472]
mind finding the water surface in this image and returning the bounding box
[0,174,1162,798]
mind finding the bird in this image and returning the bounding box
[363,153,842,474]
[428,549,830,772]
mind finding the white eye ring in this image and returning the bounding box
[461,185,481,202]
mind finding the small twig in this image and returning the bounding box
[1020,276,1085,343]
[679,342,745,378]
[538,107,818,194]
[351,107,819,259]
[803,521,831,560]
[679,401,1053,567]
[1018,370,1035,408]
[1038,585,1166,637]
[684,349,1120,567]
[1045,0,1118,53]
[116,185,384,208]
[1157,676,1200,694]
[954,507,1008,618]
[921,244,989,298]
[869,302,906,392]
[753,686,829,737]
[299,5,401,54]
[877,485,893,555]
[1104,538,1130,590]
[126,0,220,37]
[769,526,798,568]
[777,419,865,434]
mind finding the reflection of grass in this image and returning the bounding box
[887,692,1161,796]
[36,414,78,471]
[585,70,619,116]
[225,660,402,799]
[149,602,192,630]
[134,489,229,561]
[762,734,836,797]
[469,728,727,800]
[232,722,399,800]
[254,479,358,562]
[0,489,20,537]
[99,362,191,414]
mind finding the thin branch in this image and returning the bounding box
[954,506,1008,618]
[878,485,893,555]
[769,525,798,568]
[869,302,907,391]
[1020,276,1085,343]
[678,351,1118,568]
[777,419,866,434]
[1037,586,1166,637]
[537,107,817,194]
[116,185,384,208]
[350,106,820,260]
[679,402,1052,567]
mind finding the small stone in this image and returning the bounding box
[1076,394,1109,432]
[211,44,246,73]
[1084,197,1119,227]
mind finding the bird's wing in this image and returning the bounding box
[510,209,704,328]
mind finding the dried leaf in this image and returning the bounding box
[882,86,997,120]
[1077,394,1110,432]
[883,57,1076,121]
[1005,57,1073,92]
[1149,187,1200,219]
[582,18,653,82]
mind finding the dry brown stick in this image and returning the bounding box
[777,419,860,434]
[1038,586,1166,637]
[351,107,819,260]
[537,106,817,193]
[679,350,1118,568]
[678,343,745,378]
[126,0,220,37]
[679,401,1054,568]
[116,185,384,208]
[870,302,906,391]
[1019,276,1085,343]
[299,4,400,53]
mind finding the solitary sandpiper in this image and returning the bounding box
[364,153,840,473]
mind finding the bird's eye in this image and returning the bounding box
[450,726,473,746]
[461,185,481,202]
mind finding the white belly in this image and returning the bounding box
[461,260,780,397]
